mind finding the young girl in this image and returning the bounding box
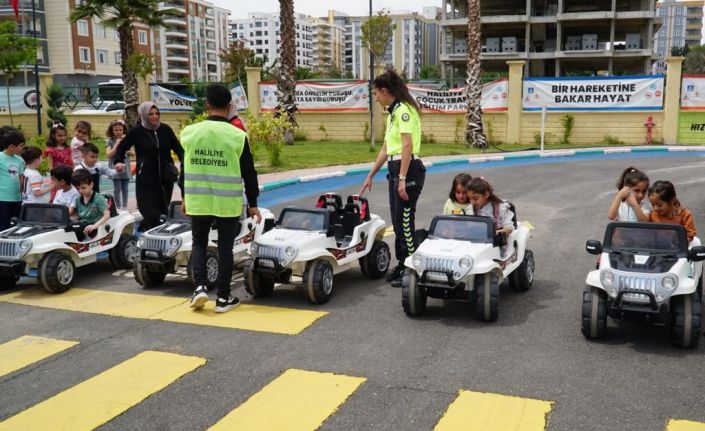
[105,119,131,210]
[443,173,472,215]
[648,180,697,242]
[607,167,651,222]
[466,177,514,236]
[44,123,73,169]
[71,120,91,166]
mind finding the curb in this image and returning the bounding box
[258,146,705,193]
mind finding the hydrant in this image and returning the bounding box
[644,116,656,145]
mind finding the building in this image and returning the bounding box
[440,0,661,82]
[0,0,49,86]
[654,0,704,73]
[230,12,314,69]
[309,12,345,73]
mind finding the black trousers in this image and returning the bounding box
[191,215,240,299]
[387,159,426,263]
[0,201,21,232]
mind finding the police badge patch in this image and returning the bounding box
[401,113,410,122]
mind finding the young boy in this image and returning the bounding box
[70,169,110,237]
[74,142,116,193]
[0,126,26,231]
[21,146,54,204]
[51,165,79,210]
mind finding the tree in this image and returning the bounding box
[296,67,319,80]
[419,64,441,80]
[220,40,264,85]
[46,83,67,128]
[671,44,690,57]
[465,0,487,149]
[0,21,37,127]
[70,1,179,127]
[684,45,705,74]
[278,0,298,144]
[125,52,156,81]
[361,11,395,69]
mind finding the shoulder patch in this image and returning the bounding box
[401,113,410,122]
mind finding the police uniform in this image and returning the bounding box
[385,100,426,267]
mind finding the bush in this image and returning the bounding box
[454,116,464,144]
[46,83,67,128]
[601,134,626,146]
[362,122,369,141]
[244,111,292,167]
[421,131,436,144]
[293,129,307,141]
[560,114,575,145]
[318,124,328,140]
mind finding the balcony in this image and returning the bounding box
[166,53,189,62]
[165,40,188,49]
[162,3,186,13]
[166,65,189,74]
[164,17,187,27]
[164,29,188,38]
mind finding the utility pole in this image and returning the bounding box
[32,0,41,135]
[368,0,374,149]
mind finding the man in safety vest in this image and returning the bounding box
[182,84,261,313]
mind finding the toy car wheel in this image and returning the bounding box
[581,286,608,339]
[669,292,701,348]
[509,249,534,292]
[243,261,274,297]
[187,250,220,290]
[134,261,166,288]
[361,240,390,279]
[39,252,74,294]
[401,269,426,316]
[0,275,18,291]
[109,234,138,270]
[475,272,499,322]
[305,259,334,304]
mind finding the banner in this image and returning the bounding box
[523,75,664,111]
[0,86,37,114]
[151,84,196,112]
[232,83,248,112]
[260,81,369,112]
[681,75,705,110]
[408,79,508,113]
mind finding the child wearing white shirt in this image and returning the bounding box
[51,165,79,212]
[21,146,53,204]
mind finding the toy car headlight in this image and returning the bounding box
[15,240,32,259]
[250,242,259,256]
[661,274,678,290]
[138,236,146,248]
[280,246,298,266]
[412,253,423,268]
[600,269,615,288]
[459,257,473,270]
[164,237,182,257]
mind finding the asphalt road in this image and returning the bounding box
[2,152,705,430]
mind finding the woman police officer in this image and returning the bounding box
[359,70,426,286]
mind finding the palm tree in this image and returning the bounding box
[70,0,178,127]
[278,0,298,144]
[465,0,487,148]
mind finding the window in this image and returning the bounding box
[675,7,683,14]
[675,28,682,36]
[138,30,148,45]
[114,51,121,64]
[77,19,89,36]
[94,23,105,38]
[79,46,91,63]
[96,49,108,64]
[675,17,683,25]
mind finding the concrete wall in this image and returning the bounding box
[678,111,705,145]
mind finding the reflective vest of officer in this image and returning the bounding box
[385,101,421,156]
[181,119,245,218]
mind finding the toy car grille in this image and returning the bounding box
[257,245,282,262]
[141,236,169,252]
[619,275,656,301]
[425,257,454,273]
[0,240,18,259]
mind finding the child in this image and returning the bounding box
[74,142,116,194]
[443,173,472,215]
[51,165,79,210]
[21,146,54,204]
[105,119,131,210]
[44,123,73,169]
[228,101,247,132]
[466,177,514,237]
[0,126,25,231]
[648,180,697,242]
[69,169,110,237]
[607,167,651,222]
[71,120,91,166]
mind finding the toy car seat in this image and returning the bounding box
[347,195,371,222]
[334,203,361,244]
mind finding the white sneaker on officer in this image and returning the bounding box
[214,296,240,313]
[190,286,208,309]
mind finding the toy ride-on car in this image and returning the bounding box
[0,200,137,293]
[401,212,534,322]
[134,201,275,288]
[582,222,705,348]
[245,193,390,304]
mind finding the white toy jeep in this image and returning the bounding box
[244,193,390,304]
[401,211,534,322]
[134,201,275,288]
[582,222,705,348]
[0,200,137,293]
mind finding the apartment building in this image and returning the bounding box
[309,12,345,73]
[441,0,661,81]
[230,12,314,69]
[653,0,704,73]
[0,0,49,86]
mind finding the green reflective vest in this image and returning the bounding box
[385,101,421,156]
[181,120,245,218]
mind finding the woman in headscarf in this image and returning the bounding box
[114,102,184,231]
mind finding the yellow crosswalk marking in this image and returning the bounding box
[0,288,327,335]
[0,350,205,431]
[209,369,366,431]
[434,390,554,431]
[668,419,705,431]
[0,336,78,378]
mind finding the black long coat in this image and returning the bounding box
[114,123,184,231]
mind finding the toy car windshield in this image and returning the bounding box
[20,204,68,226]
[429,216,493,242]
[278,209,328,232]
[606,223,687,254]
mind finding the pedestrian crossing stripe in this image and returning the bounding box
[668,419,705,430]
[0,350,205,431]
[434,390,554,431]
[0,336,78,378]
[209,369,366,431]
[0,288,327,336]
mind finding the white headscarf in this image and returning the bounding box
[138,102,160,131]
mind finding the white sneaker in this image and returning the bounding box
[214,296,240,313]
[190,286,208,309]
